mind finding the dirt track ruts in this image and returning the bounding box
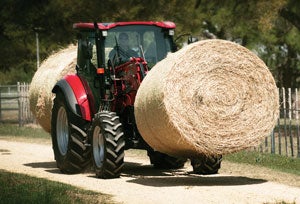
[0,138,299,204]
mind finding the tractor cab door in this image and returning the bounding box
[77,32,97,76]
[76,31,101,110]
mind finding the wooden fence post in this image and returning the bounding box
[288,88,294,157]
[17,82,21,127]
[282,87,289,155]
[296,88,300,158]
[0,88,2,121]
[277,88,282,155]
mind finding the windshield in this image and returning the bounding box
[104,25,173,68]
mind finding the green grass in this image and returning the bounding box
[0,170,114,204]
[0,123,50,138]
[225,150,300,176]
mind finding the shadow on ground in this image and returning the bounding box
[0,149,11,155]
[24,161,61,174]
[23,160,267,187]
[126,175,266,187]
[122,161,267,187]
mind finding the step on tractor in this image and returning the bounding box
[51,21,222,179]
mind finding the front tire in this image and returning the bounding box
[90,111,125,179]
[191,155,222,175]
[51,91,91,173]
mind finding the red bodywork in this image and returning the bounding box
[73,21,176,30]
[64,75,92,121]
[110,57,148,113]
[62,57,147,120]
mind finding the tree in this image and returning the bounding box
[192,0,300,88]
[1,0,300,88]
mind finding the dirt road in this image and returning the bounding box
[0,138,299,204]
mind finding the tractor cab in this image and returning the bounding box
[74,21,177,72]
[73,21,177,113]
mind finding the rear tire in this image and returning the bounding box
[191,155,222,175]
[90,111,125,179]
[147,150,187,169]
[51,91,91,173]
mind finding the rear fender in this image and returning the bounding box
[52,74,92,121]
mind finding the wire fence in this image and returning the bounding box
[0,83,299,158]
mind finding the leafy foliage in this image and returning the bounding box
[1,0,300,87]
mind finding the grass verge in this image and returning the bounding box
[0,169,114,204]
[0,123,50,138]
[224,150,300,176]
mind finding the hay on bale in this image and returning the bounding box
[29,45,77,133]
[134,39,279,158]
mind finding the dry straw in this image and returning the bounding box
[29,45,77,132]
[134,39,279,157]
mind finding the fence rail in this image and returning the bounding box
[0,82,34,126]
[0,83,299,158]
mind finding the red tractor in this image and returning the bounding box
[51,21,221,179]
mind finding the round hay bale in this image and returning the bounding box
[29,45,77,132]
[134,39,279,157]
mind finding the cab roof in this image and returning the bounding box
[73,21,176,30]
